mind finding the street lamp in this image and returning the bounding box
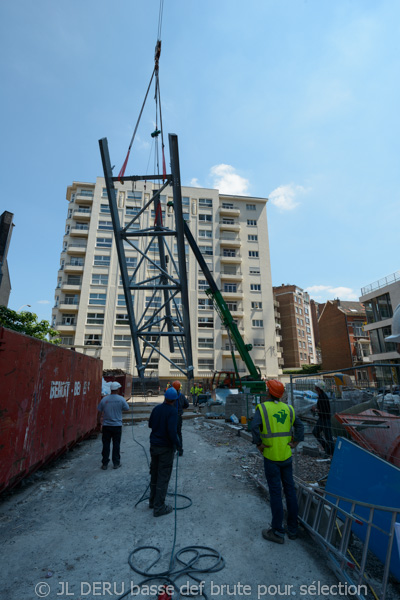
[17,304,31,312]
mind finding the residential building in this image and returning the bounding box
[318,300,371,374]
[52,179,279,381]
[274,297,284,374]
[359,271,400,366]
[0,211,14,307]
[272,284,317,369]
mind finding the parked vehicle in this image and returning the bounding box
[132,377,160,396]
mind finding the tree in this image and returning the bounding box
[0,306,61,343]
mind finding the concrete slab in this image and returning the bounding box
[0,420,349,600]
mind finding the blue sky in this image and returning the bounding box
[1,0,399,322]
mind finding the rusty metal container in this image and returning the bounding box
[103,373,133,399]
[0,327,102,492]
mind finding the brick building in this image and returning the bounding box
[318,299,371,372]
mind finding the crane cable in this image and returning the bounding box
[118,0,166,182]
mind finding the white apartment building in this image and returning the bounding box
[52,178,279,381]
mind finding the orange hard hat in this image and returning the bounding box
[172,380,181,391]
[266,379,285,399]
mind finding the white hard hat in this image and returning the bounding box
[110,381,122,391]
[385,304,400,344]
[315,381,326,390]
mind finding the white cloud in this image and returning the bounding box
[269,184,307,211]
[37,300,51,304]
[305,285,359,302]
[190,178,200,187]
[210,164,250,195]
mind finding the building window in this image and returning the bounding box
[87,313,105,325]
[117,294,126,306]
[248,234,258,242]
[61,314,76,325]
[295,306,299,313]
[96,237,112,248]
[84,334,102,346]
[199,198,212,207]
[198,337,214,349]
[200,245,213,256]
[222,218,235,224]
[145,296,162,309]
[253,339,265,347]
[114,335,131,347]
[199,229,212,238]
[224,284,237,293]
[91,274,108,286]
[370,326,397,353]
[298,329,301,336]
[61,336,74,345]
[94,255,110,267]
[300,319,304,326]
[226,302,238,311]
[100,204,111,213]
[198,316,214,328]
[126,206,140,216]
[79,189,94,197]
[247,219,257,226]
[252,320,263,327]
[70,257,84,266]
[98,220,113,230]
[64,294,79,305]
[246,204,256,211]
[249,267,260,275]
[116,313,129,325]
[248,251,259,258]
[250,284,261,292]
[299,341,302,348]
[125,221,141,232]
[198,298,213,310]
[127,191,142,200]
[199,214,212,223]
[198,358,214,370]
[126,256,138,268]
[251,301,262,309]
[223,248,236,257]
[67,275,81,285]
[222,202,234,209]
[302,341,306,348]
[89,293,106,305]
[198,279,208,292]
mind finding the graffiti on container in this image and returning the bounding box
[50,381,91,399]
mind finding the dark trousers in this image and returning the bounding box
[313,418,334,455]
[263,458,298,537]
[149,445,174,513]
[102,426,122,466]
[177,415,183,449]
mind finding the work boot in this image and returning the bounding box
[178,449,183,457]
[262,529,284,544]
[101,464,108,470]
[154,504,173,517]
[113,463,122,469]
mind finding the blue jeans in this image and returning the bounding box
[263,458,298,537]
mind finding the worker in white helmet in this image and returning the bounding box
[385,304,400,354]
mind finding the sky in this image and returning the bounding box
[1,0,400,322]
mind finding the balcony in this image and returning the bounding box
[67,244,87,255]
[219,206,240,217]
[58,302,79,312]
[70,225,89,237]
[222,326,244,336]
[222,346,240,357]
[73,208,91,221]
[61,283,81,293]
[219,221,240,232]
[222,288,244,300]
[220,253,241,264]
[56,323,77,333]
[64,263,84,274]
[219,236,241,248]
[220,270,243,282]
[75,193,93,204]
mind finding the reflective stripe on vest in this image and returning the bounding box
[256,402,295,462]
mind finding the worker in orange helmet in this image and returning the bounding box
[251,379,304,544]
[172,380,189,456]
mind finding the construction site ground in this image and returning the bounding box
[0,399,355,600]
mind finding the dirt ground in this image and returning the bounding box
[1,418,352,600]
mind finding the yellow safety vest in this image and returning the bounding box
[256,401,295,462]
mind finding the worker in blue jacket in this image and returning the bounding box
[171,380,189,456]
[148,387,181,517]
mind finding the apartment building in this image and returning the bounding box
[359,271,400,365]
[272,284,317,369]
[318,300,371,373]
[52,179,279,381]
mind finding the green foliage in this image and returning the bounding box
[283,364,322,375]
[283,369,303,375]
[0,306,61,343]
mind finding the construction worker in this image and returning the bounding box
[385,303,400,354]
[148,387,181,517]
[172,380,189,456]
[190,384,195,405]
[312,382,334,457]
[251,379,304,544]
[97,382,130,470]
